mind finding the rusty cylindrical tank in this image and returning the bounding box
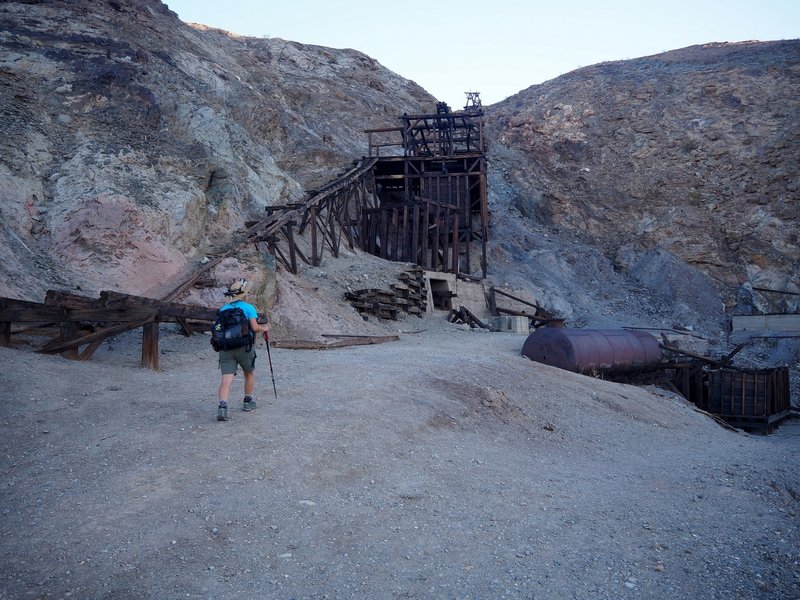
[521,328,663,375]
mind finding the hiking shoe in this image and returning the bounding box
[217,402,229,421]
[243,397,257,412]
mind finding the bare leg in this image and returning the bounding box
[219,373,235,402]
[243,370,256,397]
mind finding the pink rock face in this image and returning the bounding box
[50,194,186,295]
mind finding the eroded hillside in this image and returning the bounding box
[487,41,800,317]
[0,0,433,300]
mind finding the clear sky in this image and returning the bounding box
[164,0,799,108]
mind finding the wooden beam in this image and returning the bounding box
[59,321,80,359]
[141,321,160,369]
[98,291,216,321]
[38,315,156,355]
[271,335,399,350]
[162,256,224,301]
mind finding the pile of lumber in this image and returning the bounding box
[345,267,427,321]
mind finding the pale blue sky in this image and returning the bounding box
[165,0,799,108]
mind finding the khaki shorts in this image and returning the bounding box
[218,345,257,375]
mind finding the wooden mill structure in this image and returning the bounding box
[364,97,488,277]
[246,97,488,279]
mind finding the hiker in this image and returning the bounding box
[214,278,270,421]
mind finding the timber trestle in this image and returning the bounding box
[0,287,218,369]
[245,98,489,279]
[243,158,380,273]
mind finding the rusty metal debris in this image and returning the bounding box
[521,328,664,375]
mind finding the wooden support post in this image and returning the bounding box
[464,181,472,275]
[401,205,409,262]
[381,209,390,259]
[268,239,293,273]
[432,212,441,271]
[422,202,430,268]
[79,339,104,361]
[364,211,373,254]
[452,212,459,275]
[310,207,319,266]
[371,211,379,255]
[141,321,160,370]
[314,209,338,259]
[284,222,298,274]
[392,208,399,261]
[441,209,450,271]
[411,204,420,265]
[60,321,80,359]
[325,205,336,257]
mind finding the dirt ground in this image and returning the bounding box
[1,311,799,600]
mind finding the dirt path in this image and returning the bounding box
[1,322,798,599]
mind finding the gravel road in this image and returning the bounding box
[1,321,798,599]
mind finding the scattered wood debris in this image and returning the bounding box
[345,266,427,320]
[448,305,496,330]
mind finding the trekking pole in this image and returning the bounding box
[263,331,278,400]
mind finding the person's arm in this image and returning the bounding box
[249,317,269,334]
[243,302,268,334]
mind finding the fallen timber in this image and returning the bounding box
[448,305,496,331]
[0,291,216,369]
[271,335,399,350]
[487,286,561,328]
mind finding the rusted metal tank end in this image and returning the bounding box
[521,328,663,375]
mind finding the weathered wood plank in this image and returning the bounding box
[99,291,216,321]
[39,315,156,355]
[271,335,399,350]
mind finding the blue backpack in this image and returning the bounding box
[210,305,252,351]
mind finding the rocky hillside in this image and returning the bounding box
[487,41,800,320]
[0,0,433,301]
[0,1,798,342]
